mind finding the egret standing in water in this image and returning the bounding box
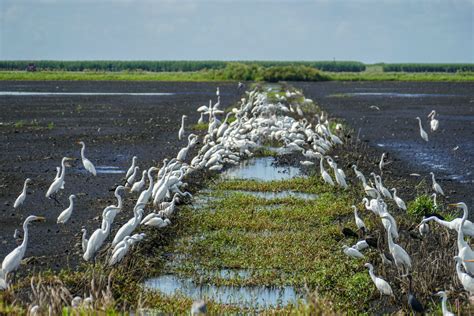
[14,178,32,209]
[1,215,45,279]
[78,141,96,176]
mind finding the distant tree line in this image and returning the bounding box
[0,60,366,72]
[382,63,474,73]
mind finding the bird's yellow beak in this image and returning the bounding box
[465,259,474,262]
[35,216,46,222]
[448,203,459,208]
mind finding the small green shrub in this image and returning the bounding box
[407,194,436,217]
[14,120,25,128]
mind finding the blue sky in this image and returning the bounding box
[0,0,472,63]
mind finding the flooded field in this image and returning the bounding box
[295,81,474,215]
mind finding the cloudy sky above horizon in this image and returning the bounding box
[0,0,472,63]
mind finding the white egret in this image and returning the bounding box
[57,194,76,224]
[364,263,393,297]
[101,205,121,227]
[178,115,187,140]
[354,240,369,251]
[431,193,438,208]
[197,112,204,124]
[451,203,474,274]
[383,217,411,271]
[428,110,439,132]
[378,153,387,173]
[14,178,31,209]
[112,203,145,247]
[453,256,474,294]
[415,117,428,142]
[435,291,454,316]
[420,215,474,236]
[144,217,171,228]
[83,219,111,261]
[391,188,406,211]
[318,156,334,186]
[112,185,126,209]
[1,215,45,277]
[136,167,159,206]
[81,228,88,253]
[430,172,444,196]
[131,170,147,193]
[125,166,139,187]
[342,245,364,259]
[352,205,366,233]
[418,216,429,237]
[109,236,131,266]
[125,156,138,179]
[46,157,73,198]
[78,141,96,176]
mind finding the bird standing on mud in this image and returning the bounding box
[415,117,429,142]
[178,115,187,140]
[13,178,31,209]
[46,157,73,198]
[78,141,96,176]
[430,172,444,196]
[1,215,45,281]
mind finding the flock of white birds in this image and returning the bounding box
[0,85,472,314]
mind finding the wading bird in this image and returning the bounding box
[364,263,393,297]
[415,117,429,142]
[46,157,73,199]
[178,115,187,140]
[78,141,96,176]
[428,110,439,132]
[453,256,474,295]
[342,245,364,259]
[353,205,366,234]
[430,172,444,196]
[125,156,138,179]
[435,291,454,316]
[391,188,407,211]
[383,217,411,272]
[1,216,45,278]
[57,194,76,224]
[14,178,31,209]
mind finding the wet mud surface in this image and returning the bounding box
[0,81,242,273]
[294,81,474,218]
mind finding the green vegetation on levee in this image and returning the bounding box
[1,60,473,82]
[152,175,377,313]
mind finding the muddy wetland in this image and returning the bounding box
[1,81,473,314]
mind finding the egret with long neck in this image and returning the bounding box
[1,215,45,277]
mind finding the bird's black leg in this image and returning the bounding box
[51,194,63,207]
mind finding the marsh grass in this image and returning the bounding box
[158,175,377,313]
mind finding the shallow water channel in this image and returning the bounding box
[145,156,310,309]
[221,157,304,181]
[144,274,304,309]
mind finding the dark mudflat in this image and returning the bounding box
[0,81,242,273]
[294,81,474,218]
